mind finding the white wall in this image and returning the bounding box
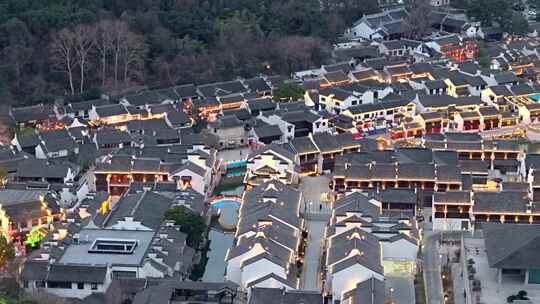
[433,217,471,231]
[519,106,532,124]
[241,259,287,289]
[88,107,99,121]
[469,85,483,97]
[259,114,295,141]
[481,88,497,105]
[110,218,153,231]
[41,269,112,300]
[11,136,22,152]
[225,243,267,285]
[348,22,376,40]
[248,153,293,180]
[172,168,205,196]
[313,117,331,134]
[248,277,293,290]
[330,264,384,302]
[381,238,418,261]
[141,261,167,278]
[226,256,243,286]
[35,145,46,159]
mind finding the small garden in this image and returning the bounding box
[163,206,210,281]
[507,290,530,303]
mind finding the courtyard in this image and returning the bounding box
[463,237,540,304]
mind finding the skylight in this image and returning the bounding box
[89,239,138,254]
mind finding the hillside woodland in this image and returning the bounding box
[0,0,381,105]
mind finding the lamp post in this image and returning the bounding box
[389,287,395,304]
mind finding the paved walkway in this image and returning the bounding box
[386,276,416,304]
[299,175,332,216]
[298,175,331,290]
[302,219,326,290]
[451,263,466,304]
[424,231,444,304]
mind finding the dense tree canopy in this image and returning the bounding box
[0,0,381,105]
[273,82,305,101]
[466,0,529,32]
[0,236,14,271]
[164,206,206,248]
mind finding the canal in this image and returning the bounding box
[202,168,244,282]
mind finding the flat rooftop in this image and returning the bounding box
[59,228,155,267]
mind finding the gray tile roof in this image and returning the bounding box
[247,143,297,163]
[174,84,199,98]
[253,124,282,139]
[424,79,448,90]
[133,280,238,304]
[209,115,245,129]
[11,104,56,123]
[227,234,292,263]
[281,110,320,124]
[473,191,529,213]
[290,136,318,155]
[39,129,77,153]
[417,94,482,108]
[68,99,110,113]
[47,264,108,283]
[459,160,489,174]
[494,72,522,85]
[104,191,174,230]
[245,77,272,92]
[330,253,384,275]
[124,91,170,106]
[334,192,381,219]
[0,189,45,206]
[327,226,382,267]
[484,223,540,269]
[249,287,322,304]
[16,132,39,148]
[433,191,471,204]
[95,128,133,146]
[247,98,276,112]
[198,80,248,97]
[245,271,298,289]
[346,99,412,115]
[127,119,170,133]
[95,104,128,117]
[370,189,417,205]
[489,85,513,96]
[342,277,386,304]
[15,159,70,179]
[172,161,206,177]
[312,132,359,153]
[240,181,302,230]
[21,260,48,281]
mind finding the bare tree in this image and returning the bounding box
[275,36,321,73]
[95,19,115,88]
[121,31,147,86]
[111,21,130,91]
[405,0,432,39]
[73,24,96,94]
[50,28,77,95]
